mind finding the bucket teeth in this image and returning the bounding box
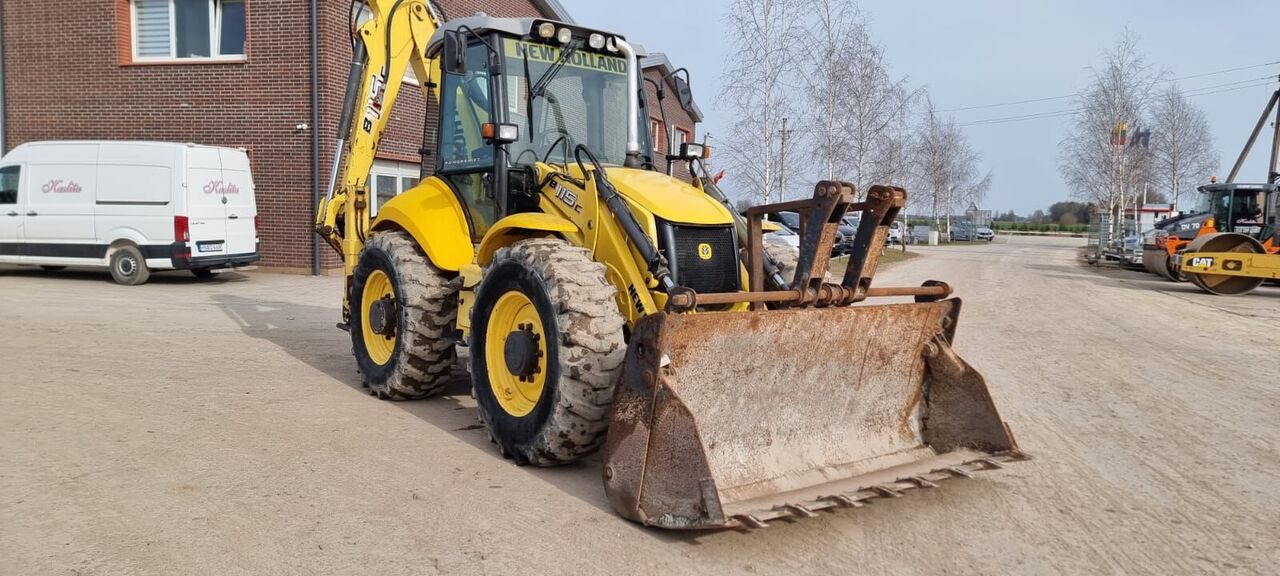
[731,514,769,529]
[719,451,1027,530]
[819,494,866,509]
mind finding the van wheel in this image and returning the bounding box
[40,265,67,271]
[191,268,216,280]
[109,246,151,286]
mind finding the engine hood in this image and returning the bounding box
[603,167,732,226]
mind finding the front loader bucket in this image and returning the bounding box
[602,298,1024,529]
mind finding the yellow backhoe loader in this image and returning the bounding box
[316,2,1026,529]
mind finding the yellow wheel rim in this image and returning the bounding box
[361,269,396,365]
[485,291,548,418]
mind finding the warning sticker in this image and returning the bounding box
[504,38,627,76]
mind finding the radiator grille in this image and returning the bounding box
[659,222,741,294]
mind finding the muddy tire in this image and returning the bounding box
[109,245,150,286]
[470,238,626,466]
[350,230,457,400]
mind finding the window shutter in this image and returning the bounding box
[134,0,172,57]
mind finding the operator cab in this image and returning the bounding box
[426,15,659,240]
[1198,182,1278,242]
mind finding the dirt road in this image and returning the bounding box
[2,236,1277,575]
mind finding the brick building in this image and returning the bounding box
[0,0,699,273]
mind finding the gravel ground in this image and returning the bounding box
[2,235,1277,575]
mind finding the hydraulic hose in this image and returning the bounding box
[575,145,677,294]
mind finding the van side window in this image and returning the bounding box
[0,166,19,204]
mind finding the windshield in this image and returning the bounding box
[501,38,643,167]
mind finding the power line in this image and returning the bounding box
[1182,75,1278,95]
[958,108,1080,127]
[1185,80,1277,98]
[939,60,1280,113]
[956,75,1278,127]
[940,93,1076,114]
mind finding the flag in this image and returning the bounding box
[712,169,726,184]
[1110,122,1128,146]
[1129,129,1150,148]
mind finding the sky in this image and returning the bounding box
[557,0,1278,215]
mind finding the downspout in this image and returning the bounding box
[309,0,321,275]
[0,0,7,155]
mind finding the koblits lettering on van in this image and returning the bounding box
[204,180,241,195]
[42,180,83,194]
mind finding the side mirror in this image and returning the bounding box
[673,76,695,116]
[442,31,467,75]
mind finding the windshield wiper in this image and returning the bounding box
[523,39,583,142]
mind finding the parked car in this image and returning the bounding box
[950,223,995,242]
[887,221,904,245]
[774,210,852,255]
[0,140,260,285]
[764,223,800,249]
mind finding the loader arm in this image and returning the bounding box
[315,0,443,278]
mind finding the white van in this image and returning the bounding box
[0,141,259,285]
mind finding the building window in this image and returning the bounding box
[673,127,690,152]
[132,0,246,61]
[369,160,422,215]
[650,119,664,153]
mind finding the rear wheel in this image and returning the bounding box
[350,230,457,399]
[109,245,150,286]
[470,238,626,466]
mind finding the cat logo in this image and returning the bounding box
[697,243,713,260]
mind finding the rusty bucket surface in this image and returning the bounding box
[602,298,1024,529]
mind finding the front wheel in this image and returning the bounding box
[470,238,626,466]
[349,230,458,400]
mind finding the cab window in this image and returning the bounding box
[0,166,19,205]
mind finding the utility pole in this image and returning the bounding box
[777,117,792,202]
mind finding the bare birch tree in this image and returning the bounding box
[912,97,990,229]
[719,0,806,205]
[1058,32,1165,240]
[802,0,859,182]
[1149,84,1218,211]
[799,1,917,199]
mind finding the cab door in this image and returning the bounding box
[185,147,230,258]
[0,165,23,262]
[218,148,257,256]
[21,144,99,260]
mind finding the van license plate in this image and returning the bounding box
[197,241,225,253]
